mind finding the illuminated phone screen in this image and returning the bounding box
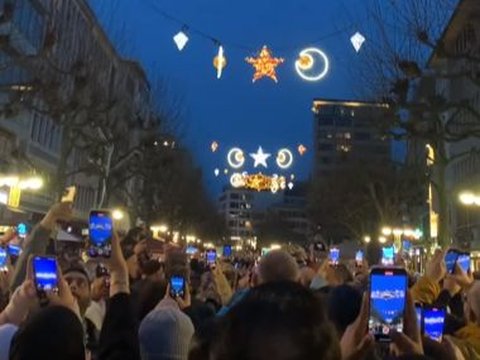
[369,269,407,342]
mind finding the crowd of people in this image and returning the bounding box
[0,202,479,359]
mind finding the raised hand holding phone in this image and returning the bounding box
[368,267,408,342]
[390,291,424,356]
[88,210,113,258]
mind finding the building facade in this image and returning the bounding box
[312,99,391,179]
[218,187,255,242]
[0,0,152,225]
[426,0,480,249]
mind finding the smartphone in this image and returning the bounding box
[369,267,408,342]
[32,256,59,299]
[0,247,7,271]
[16,223,29,238]
[329,248,340,265]
[7,244,22,257]
[415,303,423,332]
[355,250,364,267]
[261,247,271,256]
[423,306,445,342]
[206,249,217,264]
[402,240,412,254]
[185,246,198,255]
[88,210,113,258]
[61,186,76,203]
[223,245,232,257]
[445,249,459,274]
[169,275,186,298]
[381,246,395,266]
[457,253,470,273]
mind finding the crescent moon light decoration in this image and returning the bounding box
[276,148,294,169]
[295,47,329,82]
[227,148,245,169]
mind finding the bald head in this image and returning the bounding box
[466,281,480,323]
[258,250,300,284]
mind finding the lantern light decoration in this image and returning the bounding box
[350,32,366,52]
[173,30,189,51]
[213,45,227,79]
[230,172,287,194]
[245,46,285,83]
[211,141,219,153]
[298,144,307,156]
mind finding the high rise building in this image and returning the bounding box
[218,187,255,242]
[312,99,391,179]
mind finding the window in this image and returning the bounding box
[355,132,371,140]
[335,117,352,127]
[318,117,334,126]
[318,143,334,151]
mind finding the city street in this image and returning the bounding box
[0,0,479,359]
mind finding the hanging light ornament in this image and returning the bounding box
[213,45,227,79]
[298,144,307,156]
[350,32,366,53]
[245,46,284,83]
[173,29,189,51]
[211,141,219,152]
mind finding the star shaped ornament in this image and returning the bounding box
[250,147,271,168]
[245,46,284,83]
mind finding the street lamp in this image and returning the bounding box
[379,236,387,244]
[363,235,371,244]
[112,209,124,220]
[459,192,480,206]
[382,227,392,236]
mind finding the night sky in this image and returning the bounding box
[89,0,417,196]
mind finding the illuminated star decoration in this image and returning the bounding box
[213,45,227,79]
[245,46,284,83]
[350,32,366,53]
[250,146,271,168]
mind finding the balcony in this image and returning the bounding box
[0,0,46,56]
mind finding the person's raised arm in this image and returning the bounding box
[98,233,140,360]
[9,202,72,292]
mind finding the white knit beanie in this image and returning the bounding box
[139,298,194,360]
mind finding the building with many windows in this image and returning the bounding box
[0,0,152,224]
[312,99,391,179]
[424,0,480,249]
[218,188,255,241]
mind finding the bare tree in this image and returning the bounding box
[309,161,426,242]
[351,0,480,246]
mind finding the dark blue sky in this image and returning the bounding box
[90,0,393,196]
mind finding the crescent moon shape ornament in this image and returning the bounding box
[227,148,245,169]
[230,173,245,188]
[295,47,329,82]
[276,149,294,169]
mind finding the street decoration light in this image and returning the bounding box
[459,192,480,206]
[112,209,124,220]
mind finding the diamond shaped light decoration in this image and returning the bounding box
[350,32,366,53]
[173,31,189,51]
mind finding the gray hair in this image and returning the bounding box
[258,250,300,284]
